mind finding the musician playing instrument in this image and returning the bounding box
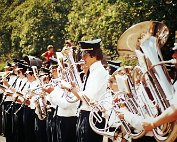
[61,39,109,142]
[43,63,59,142]
[22,66,40,142]
[10,63,28,142]
[44,59,78,142]
[2,62,18,142]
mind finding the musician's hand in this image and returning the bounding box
[142,118,155,131]
[10,87,16,93]
[43,86,54,94]
[116,110,125,120]
[115,107,129,120]
[16,96,25,104]
[2,80,9,87]
[60,80,72,90]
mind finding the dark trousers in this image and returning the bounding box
[56,115,77,142]
[23,106,36,142]
[46,108,57,142]
[132,136,156,142]
[4,101,14,142]
[0,93,3,135]
[13,104,24,142]
[36,118,48,142]
[76,111,103,142]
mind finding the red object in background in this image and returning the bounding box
[43,51,54,62]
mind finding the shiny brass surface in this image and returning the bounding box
[117,21,169,56]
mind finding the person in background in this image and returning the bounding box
[41,45,55,68]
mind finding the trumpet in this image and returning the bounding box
[0,71,13,83]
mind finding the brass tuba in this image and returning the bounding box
[117,21,177,142]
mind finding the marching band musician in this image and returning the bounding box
[34,67,49,142]
[109,65,157,142]
[44,59,78,142]
[21,66,41,142]
[61,39,109,142]
[2,62,18,142]
[39,69,52,142]
[44,61,59,142]
[8,62,28,142]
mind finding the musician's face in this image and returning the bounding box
[41,75,50,84]
[49,48,54,53]
[51,67,58,78]
[26,73,35,82]
[108,79,118,92]
[82,53,95,68]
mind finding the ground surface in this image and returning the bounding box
[0,136,108,142]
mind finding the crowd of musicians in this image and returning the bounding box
[0,39,113,142]
[1,37,177,142]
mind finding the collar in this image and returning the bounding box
[89,61,102,72]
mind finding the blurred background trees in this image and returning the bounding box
[0,0,177,69]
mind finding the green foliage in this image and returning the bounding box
[0,0,177,66]
[0,0,72,60]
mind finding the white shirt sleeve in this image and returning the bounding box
[48,86,78,109]
[120,108,144,131]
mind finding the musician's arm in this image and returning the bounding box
[69,87,82,100]
[60,80,82,100]
[143,103,177,131]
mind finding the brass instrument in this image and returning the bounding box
[89,21,177,142]
[32,66,48,120]
[0,71,13,82]
[34,94,47,120]
[56,48,83,103]
[88,90,123,141]
[117,21,177,142]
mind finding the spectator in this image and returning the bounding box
[41,45,55,68]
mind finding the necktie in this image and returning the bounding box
[19,80,22,89]
[78,69,90,109]
[83,69,90,91]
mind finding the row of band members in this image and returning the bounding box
[1,38,177,142]
[0,39,114,142]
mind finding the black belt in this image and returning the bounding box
[79,110,90,116]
